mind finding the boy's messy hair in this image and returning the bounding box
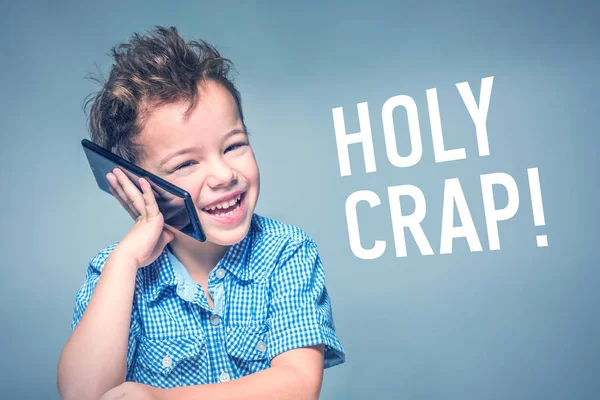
[85,26,244,163]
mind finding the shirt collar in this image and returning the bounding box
[140,214,263,302]
[219,214,261,282]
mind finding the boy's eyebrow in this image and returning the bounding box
[158,129,246,167]
[159,147,197,167]
[226,128,246,138]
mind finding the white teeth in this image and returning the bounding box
[204,194,241,211]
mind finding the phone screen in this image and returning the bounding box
[82,140,205,242]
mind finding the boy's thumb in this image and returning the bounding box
[166,230,175,243]
[160,228,175,246]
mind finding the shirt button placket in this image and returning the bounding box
[210,314,221,326]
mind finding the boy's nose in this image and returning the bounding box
[206,158,237,188]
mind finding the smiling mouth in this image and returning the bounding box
[202,192,244,216]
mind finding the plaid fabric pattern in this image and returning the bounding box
[71,214,345,389]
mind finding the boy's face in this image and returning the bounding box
[136,80,260,246]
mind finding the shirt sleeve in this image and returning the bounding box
[71,249,141,372]
[266,238,345,368]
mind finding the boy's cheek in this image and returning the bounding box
[245,158,261,184]
[170,175,204,202]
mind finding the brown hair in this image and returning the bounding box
[85,26,244,163]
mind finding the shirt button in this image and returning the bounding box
[210,314,221,326]
[216,268,226,279]
[162,355,173,369]
[219,371,230,383]
[256,341,267,353]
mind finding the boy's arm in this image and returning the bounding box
[167,344,324,400]
[57,248,141,400]
[58,172,174,400]
[101,345,324,400]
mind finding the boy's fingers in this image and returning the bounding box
[109,186,138,220]
[113,168,146,216]
[107,173,138,218]
[139,178,160,218]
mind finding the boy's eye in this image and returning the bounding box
[174,161,195,171]
[225,142,247,153]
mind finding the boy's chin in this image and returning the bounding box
[205,226,250,246]
[201,217,253,246]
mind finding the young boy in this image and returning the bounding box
[57,26,345,400]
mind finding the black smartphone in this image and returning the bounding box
[81,139,206,242]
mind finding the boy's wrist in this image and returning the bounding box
[108,246,144,271]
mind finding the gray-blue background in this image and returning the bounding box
[1,0,598,399]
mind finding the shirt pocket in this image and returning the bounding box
[225,324,270,376]
[132,334,207,388]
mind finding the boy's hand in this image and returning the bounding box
[107,168,175,269]
[99,382,166,400]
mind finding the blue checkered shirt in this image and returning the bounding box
[71,214,345,388]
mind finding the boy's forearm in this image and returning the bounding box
[57,250,138,400]
[164,365,321,400]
